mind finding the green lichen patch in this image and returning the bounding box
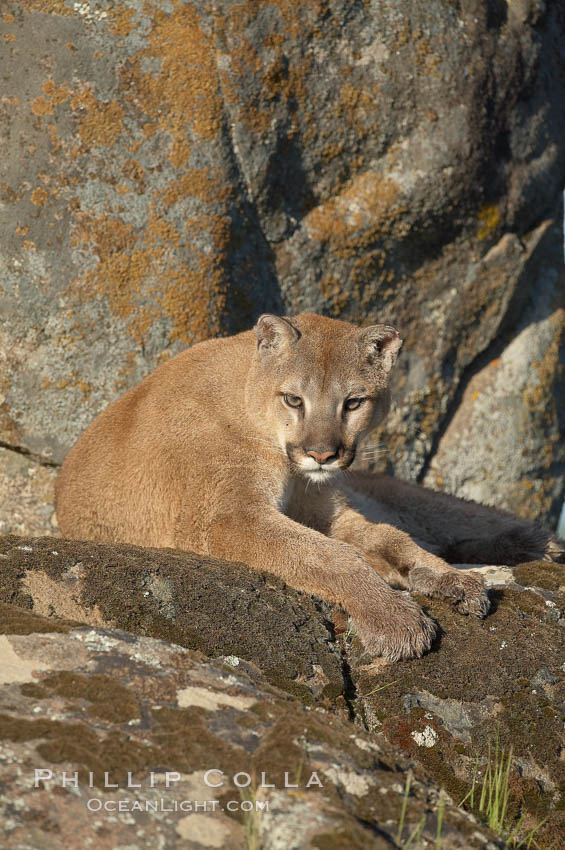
[312,827,391,850]
[513,560,565,592]
[0,712,160,788]
[150,705,248,777]
[261,670,315,705]
[0,600,76,635]
[20,671,140,723]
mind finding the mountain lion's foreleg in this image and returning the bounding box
[330,505,490,617]
[189,499,436,662]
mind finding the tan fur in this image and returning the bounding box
[56,313,557,661]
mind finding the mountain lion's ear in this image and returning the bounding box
[254,314,300,357]
[358,325,402,372]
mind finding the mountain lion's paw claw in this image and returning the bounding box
[354,593,437,662]
[409,566,489,618]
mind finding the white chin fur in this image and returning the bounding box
[303,467,339,482]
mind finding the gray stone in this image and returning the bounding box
[424,217,565,526]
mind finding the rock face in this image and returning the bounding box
[1,0,565,533]
[1,535,564,848]
[0,449,57,537]
[423,218,565,525]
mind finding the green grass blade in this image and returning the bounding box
[396,773,412,846]
[498,747,513,832]
[515,816,548,849]
[402,816,425,849]
[479,742,491,813]
[459,757,479,808]
[436,797,445,850]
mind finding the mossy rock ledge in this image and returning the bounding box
[350,560,565,850]
[0,536,503,850]
[0,535,345,705]
[0,535,564,847]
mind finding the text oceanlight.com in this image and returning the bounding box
[86,799,268,813]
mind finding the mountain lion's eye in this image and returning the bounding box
[283,393,303,408]
[344,397,365,411]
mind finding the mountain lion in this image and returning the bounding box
[56,313,558,661]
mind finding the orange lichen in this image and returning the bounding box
[42,80,69,105]
[46,124,64,154]
[107,6,135,36]
[24,2,246,353]
[318,275,351,316]
[122,158,145,188]
[305,172,406,255]
[477,203,501,240]
[69,199,228,347]
[169,139,191,169]
[322,142,344,162]
[31,80,69,117]
[30,187,48,207]
[31,96,53,116]
[157,169,225,207]
[338,82,379,134]
[77,380,92,396]
[128,4,223,144]
[214,1,322,141]
[18,0,74,14]
[72,214,137,259]
[61,2,233,346]
[75,87,125,148]
[522,310,564,416]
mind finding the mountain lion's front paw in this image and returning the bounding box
[353,592,436,662]
[409,566,489,618]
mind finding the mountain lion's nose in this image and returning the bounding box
[306,448,338,465]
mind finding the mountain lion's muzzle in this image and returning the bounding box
[286,443,356,473]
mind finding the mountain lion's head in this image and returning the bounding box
[248,313,402,482]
